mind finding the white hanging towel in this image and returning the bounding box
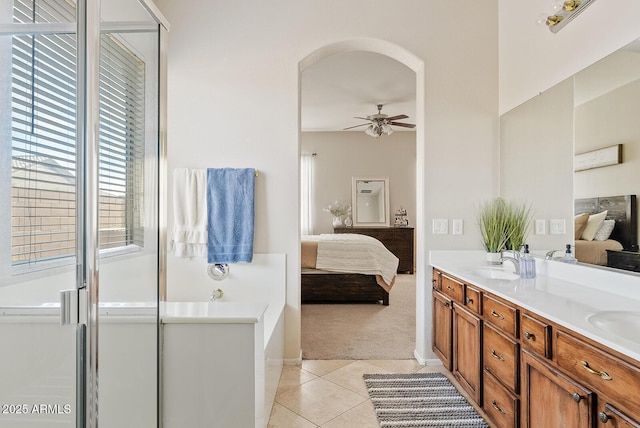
[168,168,208,258]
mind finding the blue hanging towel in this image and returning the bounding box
[206,168,255,263]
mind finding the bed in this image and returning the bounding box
[301,234,399,305]
[574,195,637,265]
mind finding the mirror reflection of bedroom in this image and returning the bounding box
[300,51,418,360]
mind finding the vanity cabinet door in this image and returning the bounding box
[521,312,552,359]
[597,400,640,428]
[453,304,482,405]
[432,290,453,371]
[522,351,594,428]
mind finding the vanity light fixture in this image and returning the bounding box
[537,0,597,33]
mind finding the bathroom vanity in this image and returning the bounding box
[430,251,640,427]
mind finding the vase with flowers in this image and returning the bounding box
[323,200,351,227]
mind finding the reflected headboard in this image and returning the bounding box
[575,195,638,251]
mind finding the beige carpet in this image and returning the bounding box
[301,274,416,360]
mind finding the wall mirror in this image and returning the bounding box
[501,36,640,276]
[351,177,390,227]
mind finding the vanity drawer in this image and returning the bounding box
[483,370,519,428]
[483,323,519,393]
[441,273,464,304]
[483,294,518,337]
[464,285,481,315]
[555,329,640,417]
[520,312,552,359]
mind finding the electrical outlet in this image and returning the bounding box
[550,219,566,235]
[452,219,463,235]
[432,219,448,235]
[535,219,546,235]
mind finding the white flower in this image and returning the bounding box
[323,200,351,217]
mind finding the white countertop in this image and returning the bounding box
[430,250,640,362]
[161,301,268,324]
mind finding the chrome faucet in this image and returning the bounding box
[545,249,562,260]
[500,256,520,275]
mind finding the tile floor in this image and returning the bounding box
[267,360,493,427]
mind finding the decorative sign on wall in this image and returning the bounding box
[574,144,623,172]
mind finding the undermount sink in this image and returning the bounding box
[472,267,520,281]
[587,311,640,344]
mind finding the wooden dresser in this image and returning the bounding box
[334,227,414,274]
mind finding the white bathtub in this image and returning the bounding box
[164,253,286,428]
[0,301,158,428]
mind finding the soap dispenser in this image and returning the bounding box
[519,244,536,278]
[561,244,578,264]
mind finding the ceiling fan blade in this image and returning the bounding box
[389,122,416,128]
[343,123,370,130]
[386,114,409,121]
[354,116,370,121]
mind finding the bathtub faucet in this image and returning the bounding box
[210,288,224,302]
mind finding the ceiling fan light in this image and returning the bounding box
[365,125,378,137]
[382,124,394,135]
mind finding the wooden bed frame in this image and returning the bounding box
[301,271,389,305]
[575,194,638,251]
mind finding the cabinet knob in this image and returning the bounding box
[524,332,535,340]
[572,393,582,403]
[443,302,450,308]
[599,412,609,423]
[465,297,473,304]
[446,286,455,292]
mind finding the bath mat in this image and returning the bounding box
[363,372,489,427]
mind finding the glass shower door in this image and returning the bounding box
[0,0,167,426]
[0,1,81,426]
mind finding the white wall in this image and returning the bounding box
[155,0,499,362]
[499,0,640,114]
[301,131,416,235]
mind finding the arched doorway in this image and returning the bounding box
[298,39,428,362]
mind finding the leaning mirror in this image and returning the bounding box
[351,177,390,227]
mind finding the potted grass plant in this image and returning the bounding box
[477,198,532,263]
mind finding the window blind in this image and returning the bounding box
[10,0,145,267]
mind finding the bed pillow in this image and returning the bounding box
[581,210,608,241]
[593,219,616,241]
[574,213,589,240]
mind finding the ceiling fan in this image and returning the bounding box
[343,104,416,137]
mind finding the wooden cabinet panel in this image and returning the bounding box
[521,312,552,359]
[334,227,414,273]
[555,329,640,417]
[453,304,482,405]
[484,323,519,393]
[522,351,594,428]
[464,284,482,315]
[432,290,453,371]
[597,400,640,427]
[483,370,519,428]
[431,268,441,291]
[483,293,518,337]
[441,273,464,304]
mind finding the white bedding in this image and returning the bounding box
[312,233,399,286]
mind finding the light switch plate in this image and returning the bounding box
[550,219,566,235]
[535,219,546,235]
[432,219,449,235]
[452,219,463,235]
